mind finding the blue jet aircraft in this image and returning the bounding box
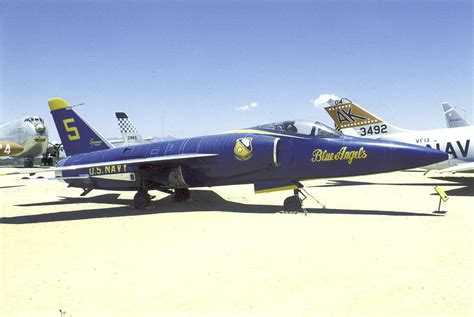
[7,98,448,210]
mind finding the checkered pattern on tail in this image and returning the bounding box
[115,112,144,145]
[117,117,138,134]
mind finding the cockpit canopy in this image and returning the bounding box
[24,116,44,124]
[256,120,342,138]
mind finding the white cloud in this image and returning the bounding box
[235,101,258,111]
[236,105,250,111]
[311,94,340,108]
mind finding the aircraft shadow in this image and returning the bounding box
[432,186,474,197]
[0,190,441,224]
[312,179,474,197]
[429,176,474,185]
[0,185,25,189]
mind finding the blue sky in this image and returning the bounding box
[1,0,472,140]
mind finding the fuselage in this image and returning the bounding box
[376,126,473,170]
[57,121,447,192]
[0,116,48,159]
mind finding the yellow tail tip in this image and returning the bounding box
[48,98,69,111]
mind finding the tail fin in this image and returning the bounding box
[48,98,113,156]
[442,102,470,128]
[115,112,144,145]
[324,98,409,137]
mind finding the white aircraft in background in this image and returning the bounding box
[0,116,50,167]
[109,112,153,146]
[442,102,471,128]
[324,98,473,173]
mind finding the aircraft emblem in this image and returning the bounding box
[336,107,368,124]
[89,138,103,148]
[234,137,253,160]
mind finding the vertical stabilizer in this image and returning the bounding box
[115,112,145,145]
[442,102,470,128]
[48,98,113,156]
[324,98,409,137]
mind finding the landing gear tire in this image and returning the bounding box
[134,191,151,209]
[24,159,34,168]
[283,195,302,212]
[174,188,190,202]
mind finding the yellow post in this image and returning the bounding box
[434,186,449,213]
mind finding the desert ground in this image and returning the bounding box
[0,168,473,317]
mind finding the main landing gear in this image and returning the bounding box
[283,183,326,215]
[133,188,191,209]
[24,158,34,168]
[174,188,191,202]
[40,156,54,166]
[133,190,153,210]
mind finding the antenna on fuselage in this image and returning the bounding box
[70,102,85,108]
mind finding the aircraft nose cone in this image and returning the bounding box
[35,123,46,133]
[387,142,448,169]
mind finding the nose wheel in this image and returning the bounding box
[283,194,303,211]
[283,184,326,215]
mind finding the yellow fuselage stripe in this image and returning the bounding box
[255,185,298,194]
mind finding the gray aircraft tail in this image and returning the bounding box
[442,102,471,128]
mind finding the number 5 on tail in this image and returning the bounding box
[63,118,80,140]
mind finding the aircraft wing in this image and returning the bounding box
[1,153,218,176]
[438,162,474,173]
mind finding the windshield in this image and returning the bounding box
[256,120,342,138]
[24,117,44,124]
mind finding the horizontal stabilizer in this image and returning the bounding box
[438,162,474,173]
[109,139,125,144]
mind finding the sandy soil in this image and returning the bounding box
[0,168,473,317]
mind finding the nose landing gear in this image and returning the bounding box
[283,190,303,211]
[283,182,326,215]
